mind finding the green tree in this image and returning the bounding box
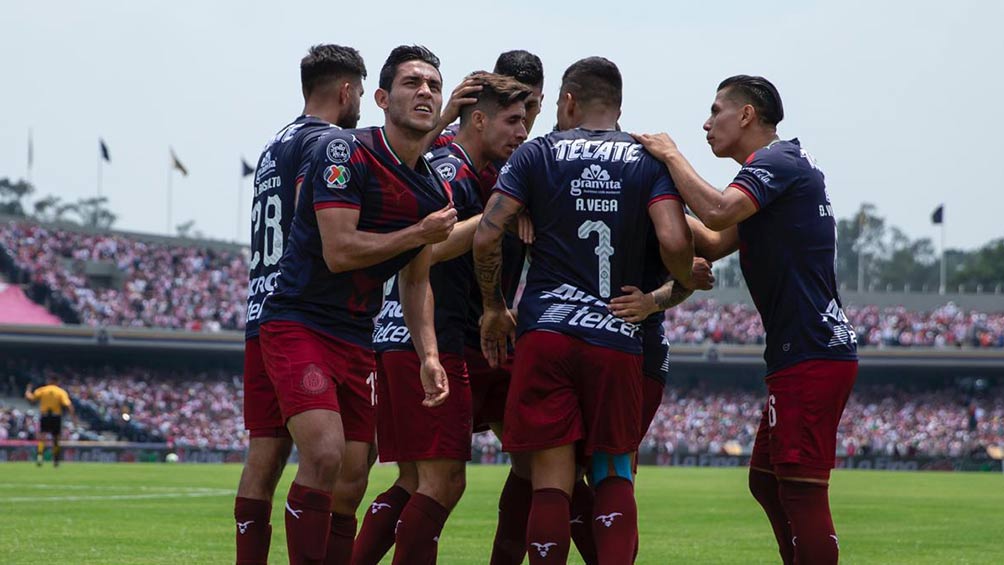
[837,203,887,290]
[0,178,35,217]
[950,239,1004,290]
[73,197,117,229]
[33,195,77,223]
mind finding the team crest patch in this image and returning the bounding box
[326,139,351,163]
[324,164,350,189]
[300,364,329,395]
[435,162,457,182]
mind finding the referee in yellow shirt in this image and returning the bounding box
[25,377,76,467]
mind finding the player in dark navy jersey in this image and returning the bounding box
[636,75,858,565]
[474,57,697,565]
[233,44,367,565]
[256,45,458,564]
[352,73,532,565]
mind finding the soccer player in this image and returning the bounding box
[355,72,532,565]
[474,57,698,564]
[24,376,75,467]
[258,45,458,564]
[235,44,367,565]
[635,75,859,565]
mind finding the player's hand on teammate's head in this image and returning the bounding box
[480,306,516,368]
[420,357,450,407]
[691,257,715,290]
[417,204,458,244]
[516,212,535,245]
[608,285,659,323]
[440,76,484,125]
[632,132,681,162]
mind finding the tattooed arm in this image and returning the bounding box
[472,192,524,367]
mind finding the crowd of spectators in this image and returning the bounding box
[4,220,1004,347]
[640,383,1004,460]
[663,300,1004,348]
[0,221,246,331]
[7,365,1000,462]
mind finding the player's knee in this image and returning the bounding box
[300,449,343,485]
[333,471,370,511]
[590,452,634,486]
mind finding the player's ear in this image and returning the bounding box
[739,104,756,128]
[339,81,352,105]
[374,88,390,111]
[472,109,487,132]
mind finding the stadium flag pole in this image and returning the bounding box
[27,129,33,184]
[933,204,945,294]
[167,162,173,234]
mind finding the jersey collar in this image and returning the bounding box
[449,142,476,171]
[376,127,405,166]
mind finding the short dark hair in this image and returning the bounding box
[300,44,367,97]
[560,57,622,108]
[717,75,784,126]
[493,50,544,88]
[379,45,441,91]
[459,72,533,124]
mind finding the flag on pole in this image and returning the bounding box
[241,157,254,177]
[170,148,189,176]
[931,204,944,225]
[99,139,111,162]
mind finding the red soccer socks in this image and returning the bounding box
[749,468,795,565]
[778,479,839,565]
[526,488,571,564]
[235,496,273,565]
[392,493,449,565]
[352,485,411,565]
[285,482,333,564]
[591,477,637,564]
[324,512,357,564]
[490,471,533,565]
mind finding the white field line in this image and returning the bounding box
[0,483,221,492]
[0,483,229,501]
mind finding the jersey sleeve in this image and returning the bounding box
[493,141,537,207]
[728,150,791,210]
[60,389,71,407]
[295,127,331,185]
[451,174,484,218]
[310,133,368,212]
[645,157,681,207]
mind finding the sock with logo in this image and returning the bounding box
[235,496,273,565]
[778,479,839,565]
[351,485,411,565]
[591,477,637,564]
[570,479,597,564]
[749,468,794,565]
[324,512,357,564]
[285,481,333,564]
[526,488,571,565]
[392,493,449,565]
[490,471,533,565]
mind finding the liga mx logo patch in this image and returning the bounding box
[324,164,350,189]
[300,364,330,395]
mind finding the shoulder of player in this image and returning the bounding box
[745,139,804,172]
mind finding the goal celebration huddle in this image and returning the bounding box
[235,43,858,565]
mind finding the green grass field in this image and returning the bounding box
[1,463,1002,564]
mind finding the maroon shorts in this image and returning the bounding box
[750,359,858,480]
[259,321,377,444]
[375,351,472,462]
[503,331,643,456]
[641,377,665,436]
[243,337,290,438]
[465,345,513,432]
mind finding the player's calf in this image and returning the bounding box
[589,452,638,565]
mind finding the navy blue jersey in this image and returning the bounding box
[729,138,858,374]
[373,143,485,355]
[641,237,670,383]
[495,129,680,354]
[261,126,452,347]
[430,124,460,150]
[245,115,336,339]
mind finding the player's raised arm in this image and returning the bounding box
[635,132,758,231]
[687,215,740,261]
[398,246,450,407]
[648,197,696,289]
[430,213,482,264]
[317,204,456,273]
[608,256,715,322]
[473,192,523,367]
[24,383,35,402]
